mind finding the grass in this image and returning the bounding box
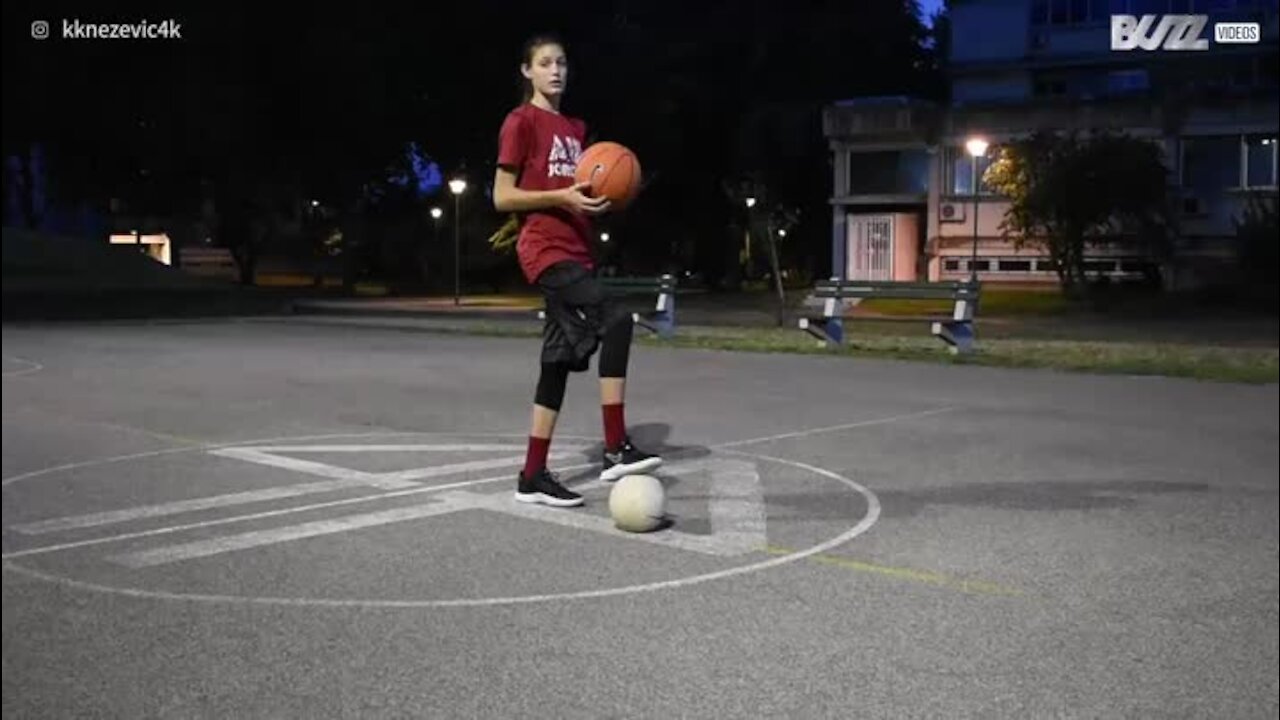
[639,325,1277,384]
[327,316,1277,385]
[857,287,1069,317]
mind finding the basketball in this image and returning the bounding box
[575,141,641,209]
[608,474,666,533]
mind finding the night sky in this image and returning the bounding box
[3,1,945,284]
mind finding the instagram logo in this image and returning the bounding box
[31,20,50,39]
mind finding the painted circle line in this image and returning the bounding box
[2,432,880,608]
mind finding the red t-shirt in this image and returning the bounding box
[496,103,595,284]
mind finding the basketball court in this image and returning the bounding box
[4,317,1277,718]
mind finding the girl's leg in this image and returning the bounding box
[597,316,661,480]
[597,315,634,452]
[516,360,582,506]
[523,361,570,479]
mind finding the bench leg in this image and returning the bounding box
[931,320,975,354]
[634,290,676,339]
[798,316,844,348]
[932,296,977,354]
[634,309,675,339]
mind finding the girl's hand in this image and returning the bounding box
[560,181,611,216]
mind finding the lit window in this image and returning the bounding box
[1244,135,1278,188]
[947,147,997,196]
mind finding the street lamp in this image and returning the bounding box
[965,137,989,281]
[448,179,467,305]
[600,232,610,242]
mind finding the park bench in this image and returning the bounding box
[538,274,682,339]
[798,278,982,354]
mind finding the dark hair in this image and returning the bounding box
[520,33,565,103]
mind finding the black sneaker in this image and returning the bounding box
[514,468,584,507]
[600,437,663,481]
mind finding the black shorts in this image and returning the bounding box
[536,261,631,372]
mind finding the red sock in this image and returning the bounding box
[523,436,551,478]
[603,403,626,451]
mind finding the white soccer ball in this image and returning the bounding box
[608,474,666,533]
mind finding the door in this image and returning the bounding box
[847,214,893,281]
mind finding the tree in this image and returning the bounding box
[984,130,1174,296]
[1235,192,1278,308]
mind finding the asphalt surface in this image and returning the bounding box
[3,316,1277,718]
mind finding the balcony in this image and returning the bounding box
[824,97,941,143]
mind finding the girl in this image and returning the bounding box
[492,33,662,508]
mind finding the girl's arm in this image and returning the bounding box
[493,167,611,216]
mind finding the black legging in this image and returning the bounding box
[534,316,633,410]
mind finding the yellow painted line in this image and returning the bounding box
[764,545,1025,598]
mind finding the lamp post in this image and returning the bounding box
[448,178,467,305]
[965,138,989,281]
[429,206,442,288]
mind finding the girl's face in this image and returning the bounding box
[523,43,568,100]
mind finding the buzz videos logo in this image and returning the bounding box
[1111,14,1261,51]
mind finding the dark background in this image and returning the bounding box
[3,1,945,291]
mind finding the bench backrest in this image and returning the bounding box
[602,275,678,294]
[813,279,980,300]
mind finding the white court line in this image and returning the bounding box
[208,448,419,490]
[2,356,44,378]
[10,479,357,535]
[106,459,747,565]
[437,489,742,556]
[2,449,882,609]
[111,500,468,568]
[11,449,583,535]
[708,459,767,550]
[3,409,952,560]
[714,407,958,449]
[0,463,597,561]
[0,431,598,490]
[239,444,553,453]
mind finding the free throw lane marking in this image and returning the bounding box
[2,463,598,561]
[12,447,582,535]
[208,447,419,490]
[10,479,359,535]
[96,458,764,565]
[2,356,44,378]
[110,500,466,568]
[709,459,768,550]
[4,444,881,608]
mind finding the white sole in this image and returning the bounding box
[600,457,663,482]
[514,491,583,508]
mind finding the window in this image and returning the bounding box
[1036,0,1112,24]
[945,147,997,196]
[1107,69,1150,95]
[846,150,930,195]
[1181,136,1242,193]
[944,259,961,271]
[1244,135,1278,188]
[999,260,1033,272]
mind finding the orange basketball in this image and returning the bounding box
[575,141,642,209]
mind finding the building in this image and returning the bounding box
[825,0,1279,286]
